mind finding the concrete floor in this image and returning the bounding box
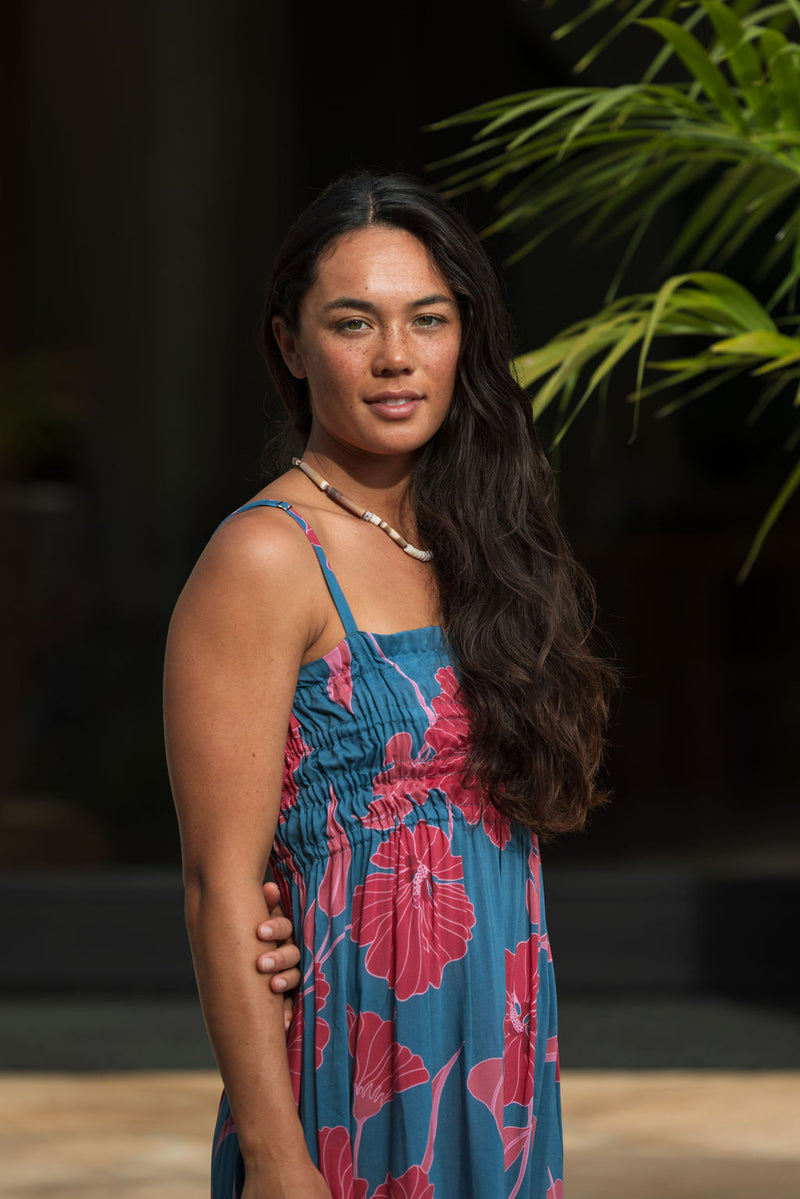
[1,1070,798,1198]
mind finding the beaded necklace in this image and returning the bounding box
[291,457,433,563]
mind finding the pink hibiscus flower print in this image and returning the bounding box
[281,712,312,817]
[287,953,331,1099]
[317,1125,368,1199]
[362,732,432,829]
[371,1165,435,1199]
[347,1006,429,1175]
[424,667,511,849]
[424,666,466,757]
[352,823,476,1000]
[546,1034,560,1081]
[546,1169,564,1199]
[286,998,303,1104]
[312,957,331,1069]
[324,641,354,714]
[526,839,541,925]
[466,1056,534,1172]
[346,1006,429,1123]
[317,786,351,919]
[505,934,540,1107]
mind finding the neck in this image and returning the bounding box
[300,445,416,528]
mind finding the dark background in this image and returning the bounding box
[2,1,798,1069]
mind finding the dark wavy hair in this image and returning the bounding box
[264,171,616,835]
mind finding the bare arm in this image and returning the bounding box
[164,511,330,1198]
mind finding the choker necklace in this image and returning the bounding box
[292,457,433,562]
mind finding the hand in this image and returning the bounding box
[259,881,301,1031]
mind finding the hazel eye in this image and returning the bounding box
[338,317,369,332]
[414,314,445,328]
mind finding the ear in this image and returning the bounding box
[272,316,307,379]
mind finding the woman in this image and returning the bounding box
[164,172,614,1199]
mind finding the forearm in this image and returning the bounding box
[186,877,308,1169]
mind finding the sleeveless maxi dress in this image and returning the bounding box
[210,500,564,1199]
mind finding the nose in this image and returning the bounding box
[372,325,413,376]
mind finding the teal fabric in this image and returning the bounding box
[211,500,563,1198]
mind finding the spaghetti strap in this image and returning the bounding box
[222,499,359,637]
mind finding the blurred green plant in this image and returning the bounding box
[431,0,800,578]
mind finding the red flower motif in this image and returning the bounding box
[313,956,331,1069]
[424,666,465,755]
[546,1169,564,1199]
[317,1125,368,1199]
[504,935,539,1107]
[318,787,351,919]
[287,953,331,1099]
[466,1057,533,1170]
[347,1007,429,1122]
[424,667,511,850]
[371,1166,435,1199]
[526,839,541,925]
[325,641,354,713]
[352,823,476,1000]
[287,999,303,1104]
[282,713,312,817]
[546,1035,560,1081]
[363,732,431,829]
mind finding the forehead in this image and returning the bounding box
[307,225,453,304]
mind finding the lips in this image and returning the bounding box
[364,391,424,419]
[365,391,423,405]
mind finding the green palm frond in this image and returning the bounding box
[515,272,800,579]
[429,5,800,297]
[547,0,800,76]
[427,1,800,572]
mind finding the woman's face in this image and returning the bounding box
[273,225,461,463]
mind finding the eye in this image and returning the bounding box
[337,317,370,332]
[414,314,445,328]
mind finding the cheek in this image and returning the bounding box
[430,337,461,384]
[315,341,371,379]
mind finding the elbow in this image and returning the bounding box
[181,861,228,926]
[181,861,265,930]
[182,869,208,933]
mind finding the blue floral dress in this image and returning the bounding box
[211,500,564,1199]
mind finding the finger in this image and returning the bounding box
[257,915,294,943]
[272,966,302,996]
[257,943,301,975]
[262,881,286,921]
[282,993,294,1032]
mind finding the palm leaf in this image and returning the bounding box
[737,455,800,579]
[640,17,749,130]
[512,273,799,570]
[431,3,800,571]
[762,32,800,129]
[701,2,779,127]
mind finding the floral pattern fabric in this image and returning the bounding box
[211,501,563,1198]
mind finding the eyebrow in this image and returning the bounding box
[322,294,457,313]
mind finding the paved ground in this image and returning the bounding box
[1,1070,798,1198]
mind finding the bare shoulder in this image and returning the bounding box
[168,496,324,660]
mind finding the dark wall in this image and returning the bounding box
[2,0,798,874]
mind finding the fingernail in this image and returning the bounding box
[273,978,287,992]
[260,924,273,938]
[261,956,275,971]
